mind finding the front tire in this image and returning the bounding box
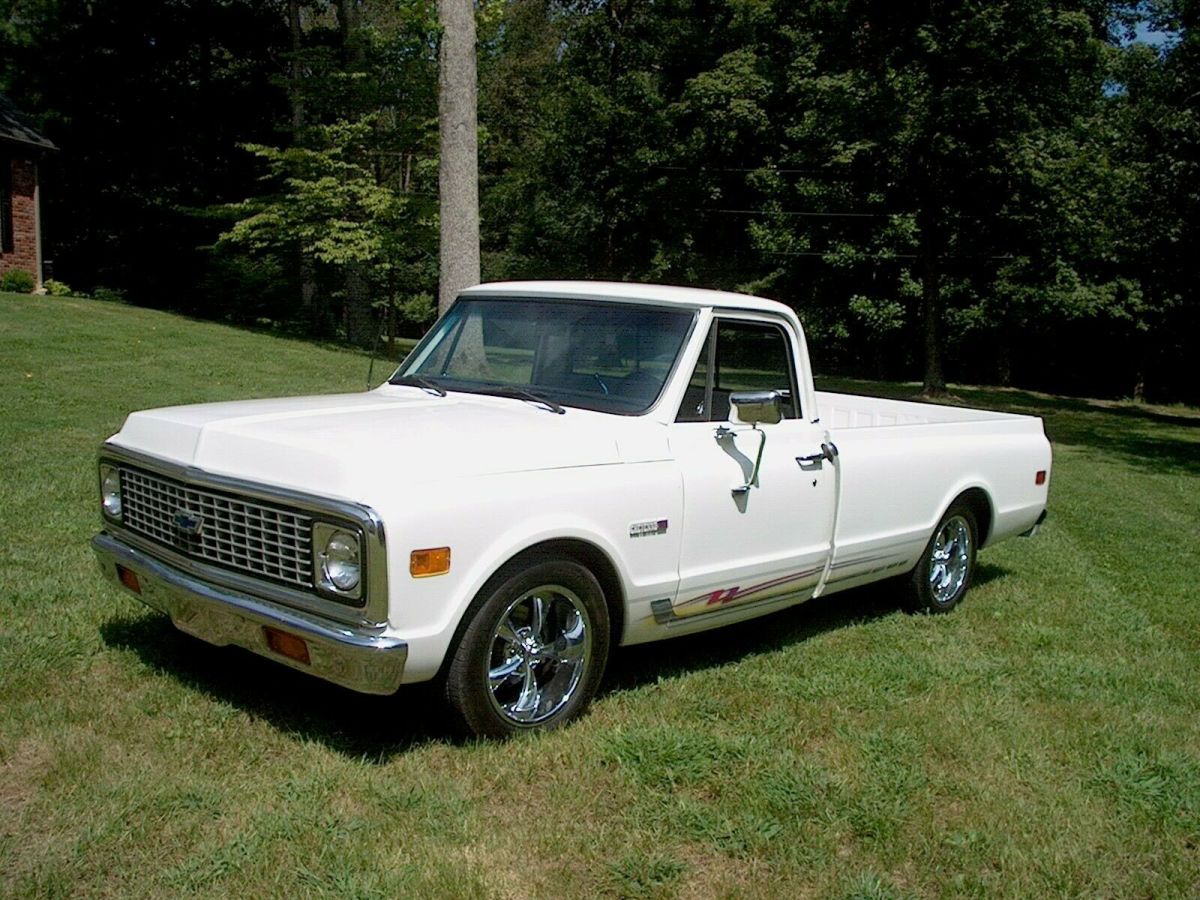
[444,559,610,738]
[906,503,978,614]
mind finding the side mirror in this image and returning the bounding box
[729,390,782,427]
[722,390,782,495]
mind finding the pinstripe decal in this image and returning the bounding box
[652,545,912,625]
[670,565,824,616]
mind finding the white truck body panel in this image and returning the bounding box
[818,393,1051,598]
[96,281,1051,687]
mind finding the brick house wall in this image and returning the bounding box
[0,157,41,284]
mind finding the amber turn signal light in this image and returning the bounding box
[116,564,141,594]
[410,547,451,578]
[263,627,311,666]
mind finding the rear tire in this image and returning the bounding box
[906,502,978,614]
[443,558,610,738]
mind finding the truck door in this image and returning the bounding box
[662,316,836,623]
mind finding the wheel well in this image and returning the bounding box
[504,539,626,643]
[434,538,627,684]
[954,488,993,546]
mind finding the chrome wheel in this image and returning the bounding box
[486,584,592,725]
[929,514,971,605]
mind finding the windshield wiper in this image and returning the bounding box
[388,374,447,397]
[476,386,566,415]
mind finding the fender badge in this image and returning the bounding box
[629,519,669,538]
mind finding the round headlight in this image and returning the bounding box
[101,466,122,519]
[321,531,360,592]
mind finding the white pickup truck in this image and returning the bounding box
[93,281,1050,736]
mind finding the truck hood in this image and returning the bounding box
[108,388,661,503]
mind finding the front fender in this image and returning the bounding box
[382,463,683,682]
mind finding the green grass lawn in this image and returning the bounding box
[2,291,1198,898]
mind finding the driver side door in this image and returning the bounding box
[663,316,836,624]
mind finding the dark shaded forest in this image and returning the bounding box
[1,0,1195,401]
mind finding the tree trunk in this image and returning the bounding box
[287,0,324,336]
[334,0,374,345]
[287,0,305,132]
[919,230,946,396]
[1132,321,1147,404]
[335,0,358,63]
[915,151,946,397]
[436,0,481,315]
[995,326,1012,387]
[912,14,948,399]
[344,268,374,347]
[1132,281,1154,403]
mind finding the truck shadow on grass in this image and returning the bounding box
[604,561,1007,694]
[98,563,1007,759]
[99,614,452,756]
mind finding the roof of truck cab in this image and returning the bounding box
[460,280,794,317]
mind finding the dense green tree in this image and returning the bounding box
[220,0,439,343]
[480,1,774,286]
[745,0,1113,395]
[0,0,289,313]
[2,0,1194,400]
[1104,0,1197,399]
[219,117,435,336]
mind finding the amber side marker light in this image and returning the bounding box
[263,627,311,666]
[1036,470,1047,486]
[116,565,141,594]
[411,547,451,578]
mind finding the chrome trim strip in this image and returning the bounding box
[93,533,406,695]
[671,566,824,615]
[119,466,317,590]
[98,443,389,629]
[820,556,910,588]
[828,551,907,572]
[659,548,915,625]
[651,591,800,628]
[654,565,824,625]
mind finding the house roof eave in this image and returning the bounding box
[0,94,57,155]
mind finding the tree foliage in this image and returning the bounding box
[0,0,1194,399]
[218,1,440,342]
[220,118,433,296]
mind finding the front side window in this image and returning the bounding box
[395,298,695,414]
[676,319,799,422]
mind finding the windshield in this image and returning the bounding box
[393,297,696,414]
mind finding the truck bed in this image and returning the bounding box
[810,390,1050,597]
[816,390,1018,429]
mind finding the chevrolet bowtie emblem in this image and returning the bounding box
[173,510,204,537]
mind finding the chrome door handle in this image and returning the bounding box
[796,442,838,471]
[796,453,823,471]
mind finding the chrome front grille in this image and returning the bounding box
[119,466,314,589]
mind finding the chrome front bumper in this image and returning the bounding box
[92,533,407,695]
